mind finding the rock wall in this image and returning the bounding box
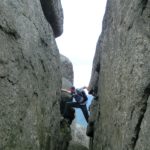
[88,0,150,150]
[60,55,74,85]
[0,0,63,149]
[60,54,74,88]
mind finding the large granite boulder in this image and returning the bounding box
[89,0,150,149]
[60,54,74,84]
[87,42,101,138]
[40,0,63,37]
[59,118,72,150]
[60,54,75,124]
[0,0,63,149]
[62,77,73,89]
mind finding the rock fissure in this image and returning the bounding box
[40,59,46,73]
[0,75,6,79]
[40,38,48,47]
[28,59,35,70]
[0,24,20,39]
[130,106,135,120]
[144,83,150,95]
[0,0,64,149]
[7,77,17,85]
[1,0,149,149]
[131,84,150,149]
[140,0,148,15]
[52,100,58,108]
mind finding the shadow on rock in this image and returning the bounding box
[60,91,75,125]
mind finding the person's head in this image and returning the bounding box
[70,86,75,93]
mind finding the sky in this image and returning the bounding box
[56,0,107,88]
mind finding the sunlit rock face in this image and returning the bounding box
[88,0,150,149]
[0,0,63,149]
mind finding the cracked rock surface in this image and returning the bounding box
[0,0,63,149]
[88,0,150,149]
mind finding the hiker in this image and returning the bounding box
[61,86,89,123]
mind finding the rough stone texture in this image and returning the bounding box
[87,37,102,139]
[60,54,89,149]
[0,0,63,149]
[88,39,101,95]
[71,123,89,148]
[59,119,72,150]
[60,54,75,123]
[89,0,150,150]
[134,96,150,150]
[68,141,89,150]
[40,0,64,37]
[59,54,75,149]
[60,54,74,84]
[86,98,98,138]
[62,77,73,89]
[60,91,75,124]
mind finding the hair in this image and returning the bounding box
[70,86,75,93]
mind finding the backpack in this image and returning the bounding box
[73,89,88,103]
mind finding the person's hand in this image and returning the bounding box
[61,89,71,93]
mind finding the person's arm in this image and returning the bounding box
[61,88,71,94]
[83,86,95,95]
[81,86,89,90]
[78,86,87,91]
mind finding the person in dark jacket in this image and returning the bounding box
[61,86,89,122]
